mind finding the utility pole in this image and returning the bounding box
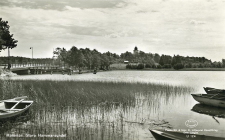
[30,47,33,59]
[30,47,33,66]
[8,47,11,69]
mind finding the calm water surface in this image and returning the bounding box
[3,70,225,139]
[7,70,225,91]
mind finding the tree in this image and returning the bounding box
[101,54,111,70]
[120,51,134,62]
[153,53,160,63]
[159,55,165,66]
[222,59,225,68]
[67,46,79,67]
[171,55,182,66]
[92,53,101,69]
[53,47,68,66]
[82,48,93,69]
[77,51,85,68]
[0,18,18,52]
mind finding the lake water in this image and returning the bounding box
[2,70,225,139]
[6,70,225,89]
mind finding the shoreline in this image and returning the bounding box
[1,68,225,77]
[112,68,225,71]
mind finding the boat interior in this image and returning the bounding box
[0,101,33,112]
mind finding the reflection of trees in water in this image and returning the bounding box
[0,110,32,136]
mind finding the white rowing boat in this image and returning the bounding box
[0,96,33,119]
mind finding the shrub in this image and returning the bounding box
[126,64,138,69]
[163,64,172,69]
[173,63,184,70]
[126,64,131,69]
[145,64,151,68]
[152,65,156,68]
[157,65,162,69]
[137,64,144,69]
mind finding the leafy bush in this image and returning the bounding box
[145,64,151,68]
[152,65,157,68]
[126,64,144,69]
[157,65,162,69]
[173,63,184,70]
[137,64,144,69]
[126,64,131,69]
[163,64,172,69]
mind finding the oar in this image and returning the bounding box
[9,99,25,110]
[209,93,221,98]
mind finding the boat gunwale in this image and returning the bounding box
[192,94,225,101]
[150,129,225,140]
[0,100,33,116]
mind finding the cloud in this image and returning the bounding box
[0,0,126,10]
[190,20,205,25]
[1,0,225,61]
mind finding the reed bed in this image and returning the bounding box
[0,79,194,140]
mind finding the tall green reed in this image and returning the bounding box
[0,79,194,140]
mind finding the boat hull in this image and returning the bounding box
[203,87,225,94]
[150,129,225,140]
[191,94,225,108]
[150,130,174,140]
[0,101,33,120]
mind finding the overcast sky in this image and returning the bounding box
[0,0,225,61]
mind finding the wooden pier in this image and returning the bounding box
[11,66,72,75]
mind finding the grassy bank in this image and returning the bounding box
[0,80,193,107]
[0,80,194,139]
[0,68,16,77]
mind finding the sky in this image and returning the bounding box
[0,0,225,61]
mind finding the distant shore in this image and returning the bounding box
[1,68,224,77]
[112,68,225,71]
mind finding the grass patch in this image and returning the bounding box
[0,80,193,108]
[0,79,194,139]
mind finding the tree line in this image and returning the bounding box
[124,51,225,70]
[53,47,119,70]
[1,46,224,70]
[1,18,225,70]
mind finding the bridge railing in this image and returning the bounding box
[0,63,61,69]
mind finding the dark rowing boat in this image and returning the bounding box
[203,87,225,94]
[150,129,225,140]
[191,94,225,108]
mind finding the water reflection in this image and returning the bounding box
[192,104,225,119]
[0,87,193,140]
[0,110,32,136]
[2,71,225,139]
